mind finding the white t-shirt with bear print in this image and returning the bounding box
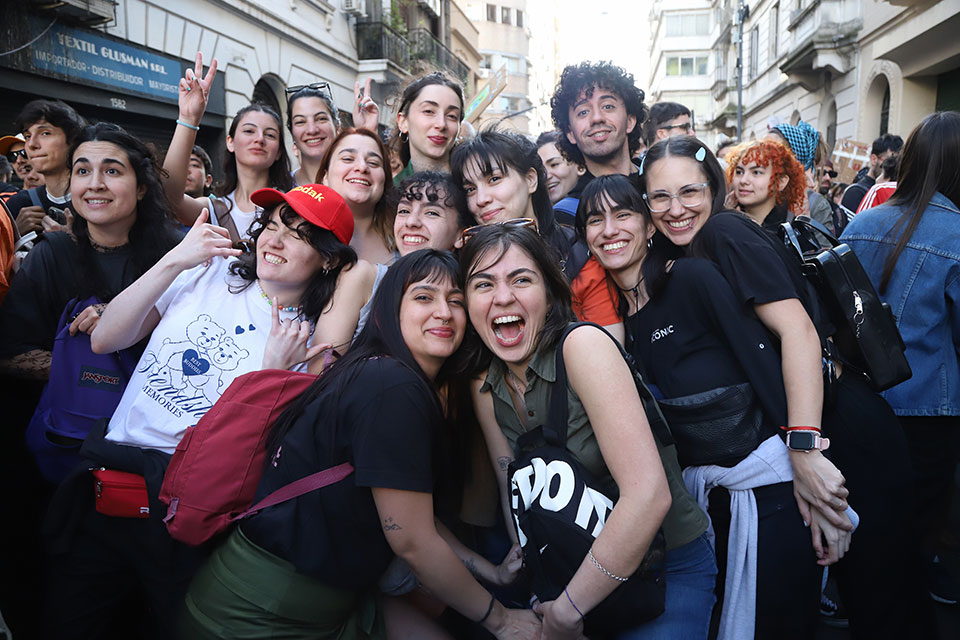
[105,257,309,454]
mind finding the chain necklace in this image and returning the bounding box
[256,280,302,313]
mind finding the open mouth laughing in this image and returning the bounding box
[492,314,525,347]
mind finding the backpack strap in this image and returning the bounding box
[232,461,354,521]
[548,322,673,449]
[556,225,591,281]
[27,188,42,209]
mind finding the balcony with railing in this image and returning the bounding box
[711,64,731,100]
[356,22,469,83]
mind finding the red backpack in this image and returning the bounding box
[159,368,353,546]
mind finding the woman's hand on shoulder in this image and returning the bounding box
[262,301,333,370]
[178,52,217,127]
[165,208,241,271]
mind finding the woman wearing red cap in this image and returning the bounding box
[42,184,374,638]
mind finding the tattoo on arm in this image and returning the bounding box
[497,456,513,471]
[382,517,402,532]
[464,556,480,579]
[0,350,52,380]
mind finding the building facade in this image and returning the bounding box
[0,0,479,169]
[465,0,532,133]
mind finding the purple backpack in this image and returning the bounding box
[26,297,140,483]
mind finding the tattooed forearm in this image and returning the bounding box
[463,556,480,579]
[382,517,402,532]
[497,456,513,471]
[0,350,52,380]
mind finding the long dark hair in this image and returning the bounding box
[388,72,465,167]
[316,127,396,251]
[215,104,294,204]
[267,250,462,456]
[286,86,340,134]
[878,111,960,293]
[227,203,358,320]
[639,135,727,215]
[67,122,180,300]
[450,129,564,248]
[576,174,681,310]
[459,224,575,375]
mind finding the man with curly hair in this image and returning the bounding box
[550,62,648,198]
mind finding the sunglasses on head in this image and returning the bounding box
[458,218,538,246]
[6,149,26,163]
[286,82,333,100]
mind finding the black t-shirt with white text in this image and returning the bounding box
[241,357,439,589]
[625,257,787,435]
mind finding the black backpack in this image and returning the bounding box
[779,217,911,391]
[508,323,671,636]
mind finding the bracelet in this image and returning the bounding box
[476,593,496,625]
[588,549,628,582]
[176,119,200,131]
[780,425,821,432]
[565,587,584,621]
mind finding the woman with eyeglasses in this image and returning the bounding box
[162,54,294,241]
[451,129,623,342]
[578,174,817,639]
[387,72,465,182]
[638,135,931,639]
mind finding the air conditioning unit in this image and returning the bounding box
[342,0,366,16]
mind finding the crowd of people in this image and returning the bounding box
[0,52,958,640]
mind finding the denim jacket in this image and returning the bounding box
[841,192,960,416]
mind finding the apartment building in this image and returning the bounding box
[465,0,532,133]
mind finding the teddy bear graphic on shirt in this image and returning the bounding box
[138,313,251,408]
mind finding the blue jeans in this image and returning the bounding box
[617,533,717,640]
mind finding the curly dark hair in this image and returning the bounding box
[228,203,358,322]
[394,170,473,232]
[66,122,181,300]
[550,61,648,166]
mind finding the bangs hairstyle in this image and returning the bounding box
[450,128,556,238]
[286,86,341,133]
[640,135,727,216]
[215,104,294,204]
[879,111,960,293]
[550,61,648,166]
[266,249,461,457]
[576,174,681,305]
[459,224,574,374]
[395,170,473,230]
[316,127,396,251]
[68,122,180,300]
[388,72,465,167]
[725,140,807,214]
[228,203,358,320]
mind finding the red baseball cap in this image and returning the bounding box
[250,184,354,245]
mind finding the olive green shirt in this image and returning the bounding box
[481,340,708,551]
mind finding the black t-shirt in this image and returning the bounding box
[565,161,642,200]
[241,357,439,589]
[690,211,830,338]
[625,258,787,433]
[0,232,137,357]
[5,186,72,219]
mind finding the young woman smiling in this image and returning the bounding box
[460,224,712,639]
[287,85,340,187]
[639,135,929,639]
[578,174,820,639]
[180,250,541,640]
[451,130,623,342]
[317,127,396,266]
[725,140,807,233]
[393,171,472,256]
[388,72,465,181]
[163,54,294,237]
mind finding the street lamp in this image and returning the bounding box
[734,0,750,142]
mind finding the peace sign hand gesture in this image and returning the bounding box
[179,52,219,127]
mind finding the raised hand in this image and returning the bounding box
[178,52,218,127]
[353,77,381,133]
[261,300,332,370]
[167,208,241,271]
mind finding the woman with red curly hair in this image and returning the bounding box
[726,140,807,233]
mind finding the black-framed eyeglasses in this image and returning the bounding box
[642,182,710,213]
[658,122,692,134]
[6,149,26,163]
[458,218,538,246]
